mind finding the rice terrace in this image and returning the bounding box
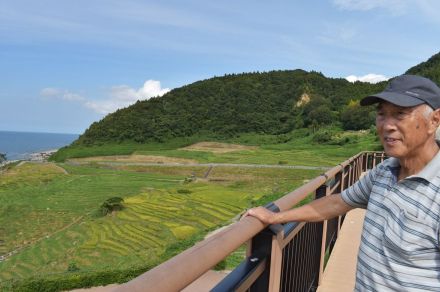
[0,133,379,291]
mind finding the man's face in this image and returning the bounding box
[376,102,433,159]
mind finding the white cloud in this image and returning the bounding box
[318,25,357,44]
[415,0,440,24]
[40,87,85,101]
[62,92,86,101]
[346,73,389,83]
[41,80,170,115]
[40,87,60,97]
[84,80,170,114]
[111,80,170,102]
[332,0,407,15]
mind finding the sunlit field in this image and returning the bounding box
[0,159,320,289]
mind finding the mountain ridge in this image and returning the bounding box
[71,52,440,147]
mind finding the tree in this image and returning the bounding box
[300,94,335,127]
[99,197,124,216]
[307,105,334,126]
[341,101,375,130]
[0,153,6,163]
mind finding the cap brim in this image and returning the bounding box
[360,92,425,107]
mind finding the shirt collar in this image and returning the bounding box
[385,150,440,183]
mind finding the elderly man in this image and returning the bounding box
[245,75,440,291]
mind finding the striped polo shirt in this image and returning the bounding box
[341,150,440,291]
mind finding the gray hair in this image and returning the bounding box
[422,104,434,119]
[419,105,439,141]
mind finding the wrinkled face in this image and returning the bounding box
[376,102,434,158]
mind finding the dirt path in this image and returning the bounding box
[0,216,84,262]
[67,160,331,171]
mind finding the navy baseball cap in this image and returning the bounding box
[360,74,440,109]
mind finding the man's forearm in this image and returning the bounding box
[270,194,353,224]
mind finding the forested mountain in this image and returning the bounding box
[74,52,439,145]
[75,70,384,145]
[406,51,440,84]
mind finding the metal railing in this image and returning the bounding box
[115,151,385,292]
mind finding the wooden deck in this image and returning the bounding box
[317,208,366,292]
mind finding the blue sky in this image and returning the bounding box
[1,0,439,134]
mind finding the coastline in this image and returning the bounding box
[0,159,20,168]
[0,149,58,168]
[0,131,77,164]
[28,149,58,162]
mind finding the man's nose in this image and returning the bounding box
[380,116,397,131]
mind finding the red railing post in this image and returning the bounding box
[315,182,329,287]
[268,235,283,292]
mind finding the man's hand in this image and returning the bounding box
[241,194,353,225]
[242,206,277,224]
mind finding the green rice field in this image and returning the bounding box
[0,131,380,290]
[0,158,320,286]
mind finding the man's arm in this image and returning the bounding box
[243,194,354,224]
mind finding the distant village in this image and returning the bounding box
[27,150,57,162]
[0,149,57,168]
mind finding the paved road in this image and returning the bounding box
[67,161,331,171]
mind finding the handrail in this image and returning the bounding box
[114,206,267,291]
[114,151,384,292]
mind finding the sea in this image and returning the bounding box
[0,131,79,160]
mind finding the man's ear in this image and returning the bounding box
[429,109,440,135]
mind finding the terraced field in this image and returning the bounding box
[0,159,320,285]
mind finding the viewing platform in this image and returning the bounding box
[183,208,366,292]
[111,152,384,292]
[316,208,365,292]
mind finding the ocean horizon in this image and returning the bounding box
[0,130,79,160]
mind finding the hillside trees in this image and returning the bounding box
[341,101,376,130]
[300,94,335,127]
[406,52,440,84]
[71,69,393,146]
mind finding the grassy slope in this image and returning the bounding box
[0,129,381,287]
[0,161,320,283]
[52,128,381,166]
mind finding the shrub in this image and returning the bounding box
[369,125,380,141]
[341,102,375,130]
[328,134,359,146]
[213,260,227,270]
[99,197,124,216]
[67,263,80,272]
[312,130,332,143]
[0,153,6,163]
[183,176,196,184]
[177,189,192,194]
